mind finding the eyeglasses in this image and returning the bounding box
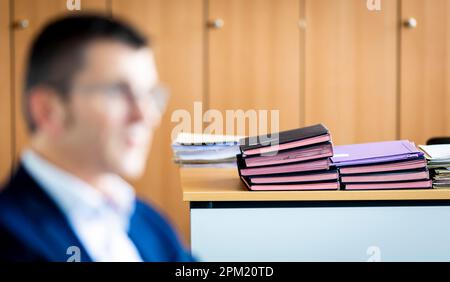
[74,82,170,113]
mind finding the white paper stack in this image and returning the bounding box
[419,144,450,189]
[172,133,243,167]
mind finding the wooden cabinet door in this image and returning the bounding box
[400,0,450,145]
[112,0,204,243]
[207,0,302,133]
[12,0,108,162]
[305,0,398,145]
[0,0,12,185]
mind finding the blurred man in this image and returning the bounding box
[0,14,193,262]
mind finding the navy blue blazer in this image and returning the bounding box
[0,164,194,262]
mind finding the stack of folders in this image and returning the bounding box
[237,124,339,191]
[332,140,432,190]
[419,144,450,189]
[172,132,243,168]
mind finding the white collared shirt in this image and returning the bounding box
[22,149,143,262]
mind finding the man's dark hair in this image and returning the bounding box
[24,14,149,133]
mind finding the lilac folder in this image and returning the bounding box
[331,140,423,167]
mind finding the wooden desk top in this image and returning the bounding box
[179,168,450,202]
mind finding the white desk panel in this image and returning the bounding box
[191,205,450,261]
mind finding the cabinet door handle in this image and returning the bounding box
[207,19,224,29]
[12,19,30,30]
[403,17,417,29]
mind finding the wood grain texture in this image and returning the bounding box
[0,0,12,185]
[400,0,450,145]
[305,0,398,145]
[208,0,301,133]
[112,0,204,244]
[180,167,449,202]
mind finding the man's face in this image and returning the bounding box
[58,40,162,179]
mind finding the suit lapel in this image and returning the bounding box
[128,204,155,262]
[4,165,93,262]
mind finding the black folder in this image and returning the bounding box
[239,123,330,153]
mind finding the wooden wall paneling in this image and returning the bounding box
[305,0,398,145]
[207,0,302,134]
[112,0,204,244]
[400,0,450,145]
[0,0,12,185]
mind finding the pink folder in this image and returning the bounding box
[341,170,429,183]
[250,171,338,184]
[243,134,331,156]
[241,177,339,191]
[344,180,432,190]
[239,158,331,176]
[244,143,333,167]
